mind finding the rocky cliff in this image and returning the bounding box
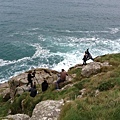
[0,53,120,120]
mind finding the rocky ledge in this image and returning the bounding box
[0,60,112,120]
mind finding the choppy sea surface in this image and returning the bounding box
[0,0,120,83]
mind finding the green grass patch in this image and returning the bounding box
[98,81,115,91]
[0,95,11,117]
[68,68,82,75]
[1,53,120,118]
[68,68,83,82]
[59,95,120,120]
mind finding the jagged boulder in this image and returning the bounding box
[30,99,64,120]
[81,62,110,77]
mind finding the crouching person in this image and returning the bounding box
[56,69,68,90]
[29,82,37,97]
[41,79,48,92]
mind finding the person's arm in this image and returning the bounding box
[31,73,35,78]
[57,72,61,77]
[66,72,68,76]
[29,88,32,92]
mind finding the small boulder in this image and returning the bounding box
[30,99,64,120]
[81,62,111,77]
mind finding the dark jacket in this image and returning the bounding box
[29,87,37,97]
[41,80,48,92]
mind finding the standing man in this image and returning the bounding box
[56,69,68,89]
[26,71,34,87]
[82,51,88,65]
[32,70,36,78]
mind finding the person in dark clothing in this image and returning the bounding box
[26,71,34,87]
[82,52,87,65]
[32,70,36,78]
[41,79,48,92]
[29,82,37,97]
[85,48,94,61]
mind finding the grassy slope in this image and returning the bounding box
[0,53,120,120]
[59,53,120,120]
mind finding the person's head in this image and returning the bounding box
[43,78,47,82]
[32,70,36,75]
[62,69,64,72]
[33,70,36,73]
[44,80,47,83]
[32,82,36,89]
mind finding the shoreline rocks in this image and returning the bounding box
[0,62,111,100]
[0,60,113,120]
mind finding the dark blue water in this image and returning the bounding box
[0,0,120,83]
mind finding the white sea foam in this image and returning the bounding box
[52,27,120,35]
[51,29,115,34]
[29,28,40,31]
[1,29,120,83]
[35,35,120,73]
[9,30,38,37]
[109,28,119,34]
[0,79,8,83]
[0,56,31,67]
[51,52,82,72]
[0,59,15,67]
[30,43,50,58]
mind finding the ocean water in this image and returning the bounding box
[0,0,120,83]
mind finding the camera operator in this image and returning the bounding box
[26,70,36,87]
[32,70,36,78]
